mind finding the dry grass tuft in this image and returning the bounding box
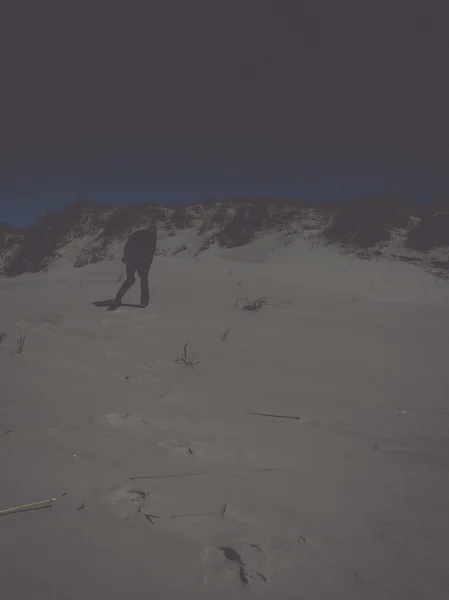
[174,343,200,368]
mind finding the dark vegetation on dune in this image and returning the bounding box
[0,222,23,251]
[1,196,448,277]
[322,196,413,249]
[405,211,449,252]
[216,201,288,247]
[167,205,192,230]
[98,204,167,242]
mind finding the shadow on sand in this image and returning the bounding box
[92,300,143,309]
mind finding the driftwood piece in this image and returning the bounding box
[0,498,55,516]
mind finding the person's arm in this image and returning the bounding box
[148,232,157,260]
[122,236,132,263]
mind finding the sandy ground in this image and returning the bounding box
[1,239,449,599]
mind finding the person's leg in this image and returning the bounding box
[136,262,152,307]
[113,263,136,306]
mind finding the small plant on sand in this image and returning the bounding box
[235,297,270,312]
[0,332,7,345]
[174,343,200,368]
[14,334,27,354]
[195,234,216,256]
[173,243,188,256]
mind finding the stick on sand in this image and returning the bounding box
[246,411,301,420]
[131,468,281,480]
[0,498,56,516]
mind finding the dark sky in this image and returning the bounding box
[1,0,449,225]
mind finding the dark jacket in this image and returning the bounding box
[123,228,157,265]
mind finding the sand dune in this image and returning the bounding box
[1,234,449,599]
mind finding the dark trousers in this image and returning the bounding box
[115,261,152,306]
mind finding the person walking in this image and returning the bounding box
[110,225,157,310]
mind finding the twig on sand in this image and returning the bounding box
[246,411,301,421]
[0,498,56,516]
[142,513,159,524]
[221,327,232,341]
[171,512,216,519]
[131,468,280,481]
[132,471,213,481]
[275,300,291,309]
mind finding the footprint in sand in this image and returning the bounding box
[96,486,149,519]
[157,438,198,458]
[19,311,65,328]
[203,541,268,590]
[157,438,254,464]
[98,412,150,432]
[102,317,129,326]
